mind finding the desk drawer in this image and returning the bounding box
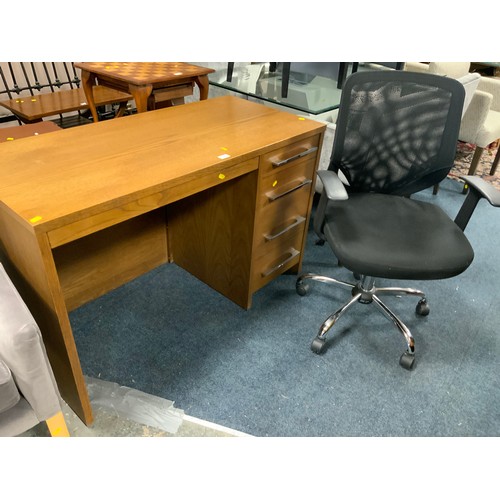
[254,213,306,260]
[260,135,320,177]
[252,230,304,291]
[254,181,310,251]
[258,157,316,210]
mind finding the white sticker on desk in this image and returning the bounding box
[218,154,231,159]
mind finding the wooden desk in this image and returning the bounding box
[74,62,215,122]
[0,96,325,426]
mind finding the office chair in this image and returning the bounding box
[296,71,500,370]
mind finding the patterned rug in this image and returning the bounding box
[450,141,500,189]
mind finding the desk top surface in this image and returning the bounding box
[74,62,215,85]
[0,96,324,232]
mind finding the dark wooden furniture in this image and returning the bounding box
[0,96,325,426]
[74,62,215,122]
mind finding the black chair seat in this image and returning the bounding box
[323,193,475,280]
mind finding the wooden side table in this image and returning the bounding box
[74,62,215,121]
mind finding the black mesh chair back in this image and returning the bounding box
[330,71,465,196]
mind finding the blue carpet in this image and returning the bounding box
[70,178,500,436]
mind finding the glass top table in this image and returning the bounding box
[209,63,345,115]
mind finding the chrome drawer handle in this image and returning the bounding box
[261,248,300,277]
[266,178,312,202]
[272,147,318,167]
[264,216,306,241]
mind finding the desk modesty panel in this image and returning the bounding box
[0,96,325,425]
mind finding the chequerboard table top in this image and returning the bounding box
[74,62,215,85]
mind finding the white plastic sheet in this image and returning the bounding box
[85,376,184,434]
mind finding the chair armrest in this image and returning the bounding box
[454,176,500,230]
[317,170,349,200]
[477,77,500,112]
[460,176,500,206]
[313,171,348,240]
[459,90,492,143]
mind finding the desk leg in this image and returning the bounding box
[0,208,94,426]
[129,83,153,113]
[80,70,99,123]
[194,75,210,100]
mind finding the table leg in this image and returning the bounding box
[129,83,153,113]
[115,101,128,118]
[194,75,210,100]
[490,145,500,176]
[337,63,349,89]
[281,62,291,98]
[80,70,99,122]
[226,63,234,82]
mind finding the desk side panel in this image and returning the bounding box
[0,205,93,425]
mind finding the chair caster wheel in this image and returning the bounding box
[296,281,309,296]
[399,352,415,370]
[311,337,326,354]
[416,299,430,316]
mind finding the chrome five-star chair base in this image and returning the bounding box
[296,273,431,370]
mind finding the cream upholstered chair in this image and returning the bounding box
[0,263,69,437]
[459,76,500,177]
[404,62,471,78]
[405,62,500,178]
